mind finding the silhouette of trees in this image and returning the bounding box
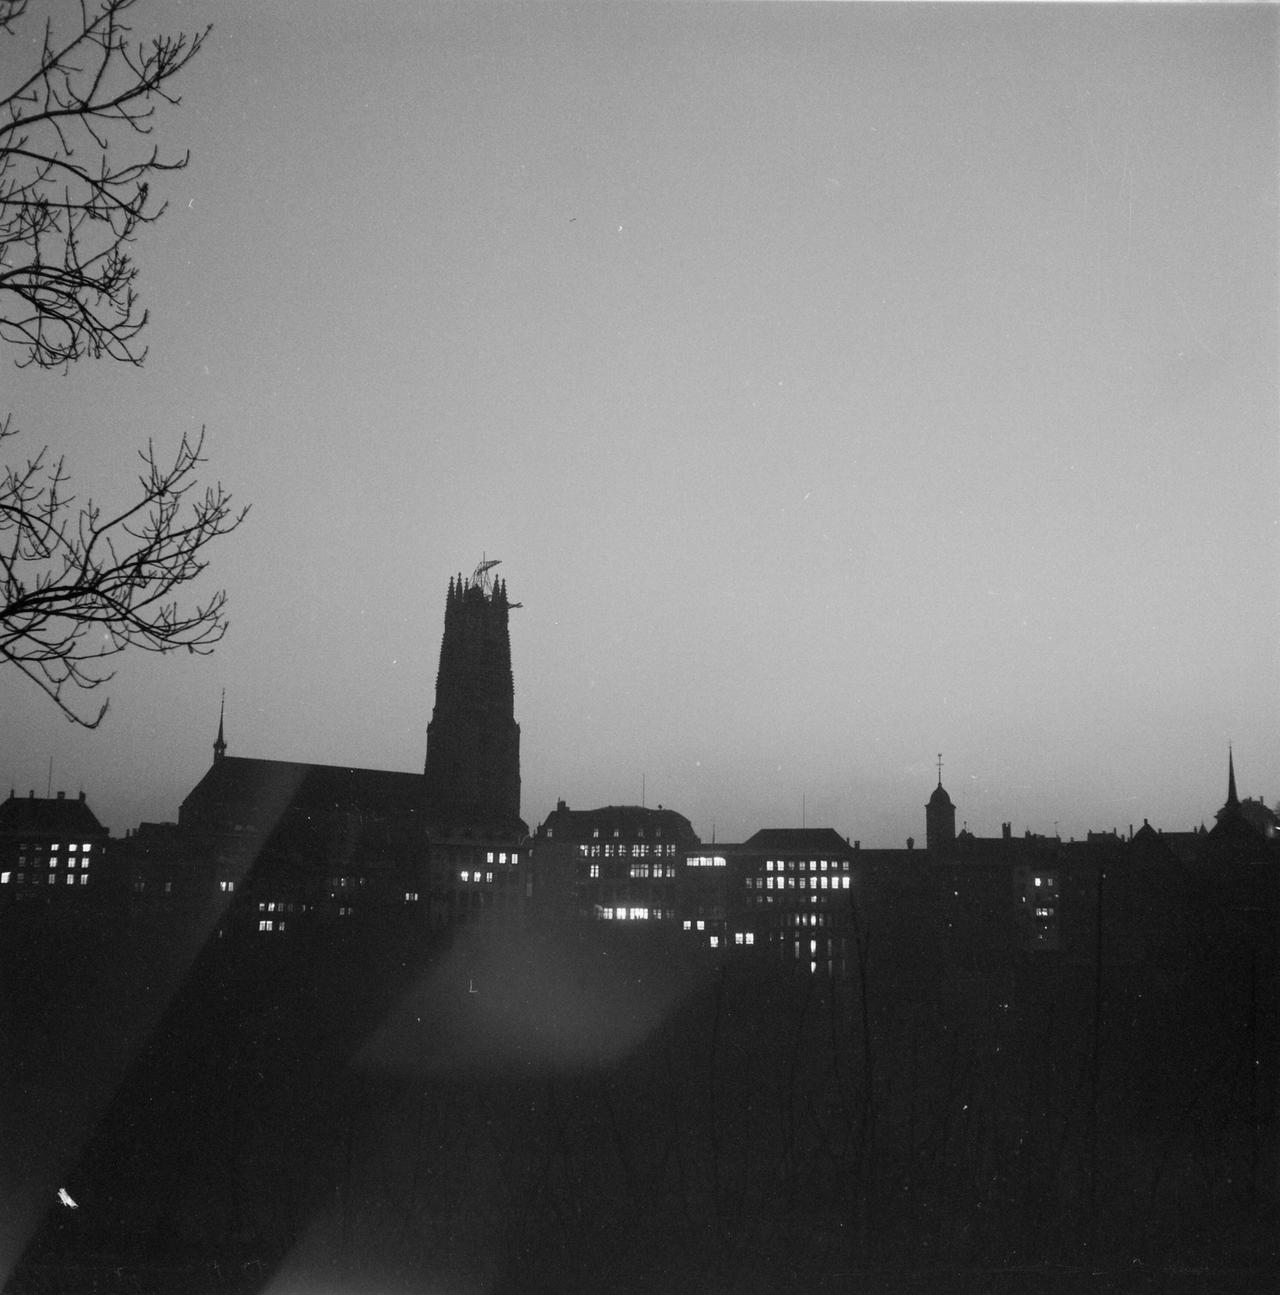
[0,0,245,726]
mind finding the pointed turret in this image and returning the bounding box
[1226,746,1239,808]
[213,691,227,763]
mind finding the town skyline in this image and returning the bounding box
[3,2,1276,846]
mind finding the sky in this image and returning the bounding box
[2,1,1276,846]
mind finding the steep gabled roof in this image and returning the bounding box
[179,756,423,835]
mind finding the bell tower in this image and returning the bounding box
[423,559,524,834]
[926,753,956,854]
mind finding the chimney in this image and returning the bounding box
[56,790,65,800]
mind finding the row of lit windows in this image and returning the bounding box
[458,870,495,884]
[14,842,94,856]
[485,851,518,865]
[627,863,677,879]
[1,871,88,886]
[258,901,304,914]
[687,855,726,868]
[589,826,663,839]
[597,906,668,921]
[765,858,847,873]
[758,875,851,891]
[577,843,677,858]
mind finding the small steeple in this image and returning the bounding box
[1226,745,1239,807]
[213,690,227,762]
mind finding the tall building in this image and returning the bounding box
[423,560,525,836]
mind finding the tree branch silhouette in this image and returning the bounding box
[1,420,247,727]
[0,2,245,727]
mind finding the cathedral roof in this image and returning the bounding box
[180,755,423,834]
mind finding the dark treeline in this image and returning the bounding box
[2,868,1276,1295]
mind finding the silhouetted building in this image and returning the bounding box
[423,561,525,837]
[0,788,109,907]
[529,801,699,923]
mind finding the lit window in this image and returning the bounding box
[485,872,494,884]
[82,844,92,854]
[487,852,494,864]
[79,859,88,869]
[696,920,705,931]
[709,936,719,948]
[578,845,589,858]
[0,872,8,885]
[589,864,599,879]
[50,843,59,854]
[404,891,419,902]
[66,874,75,886]
[745,932,754,945]
[69,844,78,853]
[259,920,272,932]
[511,852,519,865]
[79,874,87,885]
[683,920,691,930]
[592,829,599,839]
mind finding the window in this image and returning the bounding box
[220,880,235,893]
[0,872,8,885]
[589,864,599,879]
[65,874,75,886]
[69,844,78,853]
[79,874,87,885]
[688,855,726,868]
[82,844,92,853]
[259,920,273,932]
[404,891,419,903]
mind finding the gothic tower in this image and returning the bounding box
[423,560,524,834]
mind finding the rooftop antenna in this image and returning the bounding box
[937,753,943,787]
[802,794,806,829]
[641,773,646,809]
[47,756,52,799]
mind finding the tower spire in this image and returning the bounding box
[213,690,227,762]
[1226,745,1238,807]
[937,752,943,788]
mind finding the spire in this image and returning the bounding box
[1226,745,1239,807]
[213,690,227,762]
[937,752,943,788]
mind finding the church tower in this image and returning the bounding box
[926,754,956,854]
[423,560,524,834]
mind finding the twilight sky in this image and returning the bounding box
[2,1,1276,846]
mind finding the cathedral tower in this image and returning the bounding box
[423,560,524,834]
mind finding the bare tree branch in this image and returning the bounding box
[0,418,248,727]
[0,3,246,727]
[0,0,209,368]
